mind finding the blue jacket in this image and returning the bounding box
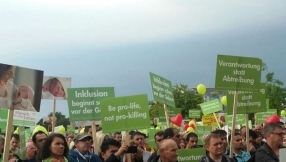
[68,149,101,162]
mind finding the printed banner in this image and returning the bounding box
[177,148,206,162]
[42,76,71,100]
[159,107,181,122]
[0,63,43,112]
[200,99,222,115]
[189,110,201,118]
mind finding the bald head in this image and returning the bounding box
[159,139,177,150]
[159,139,178,162]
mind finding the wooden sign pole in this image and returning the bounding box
[245,114,250,153]
[213,113,221,129]
[229,91,238,158]
[2,109,14,162]
[52,99,56,133]
[163,104,170,128]
[91,121,98,154]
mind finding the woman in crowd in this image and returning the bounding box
[39,133,69,162]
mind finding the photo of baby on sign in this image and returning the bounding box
[0,63,43,112]
[42,76,71,100]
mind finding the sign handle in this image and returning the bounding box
[229,91,238,158]
[91,121,98,154]
[163,104,170,128]
[52,99,56,133]
[213,113,221,129]
[3,109,14,162]
[123,131,132,162]
[245,114,250,153]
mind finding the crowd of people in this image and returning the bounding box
[0,121,285,162]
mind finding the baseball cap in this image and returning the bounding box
[74,133,92,142]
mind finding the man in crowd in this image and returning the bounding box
[212,129,228,155]
[9,134,20,154]
[147,131,164,162]
[25,142,37,162]
[199,133,234,162]
[113,132,122,143]
[228,133,251,162]
[32,130,48,161]
[163,128,180,147]
[68,134,101,162]
[123,131,151,162]
[255,123,283,162]
[150,139,178,162]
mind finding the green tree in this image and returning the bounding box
[263,63,286,113]
[173,84,204,119]
[36,112,70,131]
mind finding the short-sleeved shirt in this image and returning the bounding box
[233,151,251,162]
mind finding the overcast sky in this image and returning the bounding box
[1,0,286,122]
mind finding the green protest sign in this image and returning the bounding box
[226,114,245,126]
[189,110,201,118]
[25,129,31,142]
[177,148,206,162]
[100,94,150,132]
[196,126,211,146]
[242,120,252,128]
[13,110,36,127]
[67,87,115,121]
[148,129,158,148]
[0,109,8,130]
[200,99,222,115]
[255,109,277,124]
[18,126,26,159]
[149,72,175,108]
[67,125,75,132]
[226,83,266,114]
[266,99,269,110]
[159,107,181,122]
[215,55,262,91]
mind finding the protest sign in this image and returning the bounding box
[189,110,201,118]
[226,83,266,114]
[42,76,71,100]
[149,72,175,107]
[255,109,277,124]
[226,114,245,126]
[13,110,36,127]
[159,107,181,122]
[67,87,115,121]
[200,99,222,115]
[215,55,262,91]
[196,126,212,146]
[100,94,150,132]
[177,148,206,162]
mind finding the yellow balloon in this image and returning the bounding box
[173,124,179,128]
[155,127,161,130]
[188,120,196,126]
[221,96,227,106]
[59,126,65,133]
[33,126,48,136]
[197,84,206,95]
[79,128,85,133]
[14,129,19,134]
[281,110,286,117]
[187,127,195,132]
